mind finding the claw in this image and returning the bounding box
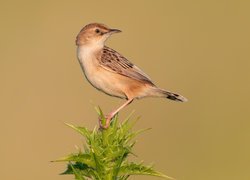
[98,99,134,129]
[98,114,112,129]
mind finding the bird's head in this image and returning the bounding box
[76,23,121,47]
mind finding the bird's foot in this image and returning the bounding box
[98,114,113,129]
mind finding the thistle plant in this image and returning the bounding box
[55,108,173,180]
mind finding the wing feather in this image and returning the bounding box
[98,46,154,85]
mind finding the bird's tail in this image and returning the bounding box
[150,87,188,102]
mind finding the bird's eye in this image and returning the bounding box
[95,29,100,33]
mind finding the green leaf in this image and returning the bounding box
[95,106,106,126]
[62,163,87,180]
[65,123,91,139]
[54,153,95,168]
[112,148,130,178]
[55,107,174,180]
[119,162,174,179]
[124,127,151,144]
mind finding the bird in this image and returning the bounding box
[75,23,187,129]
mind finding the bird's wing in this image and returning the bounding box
[98,46,155,85]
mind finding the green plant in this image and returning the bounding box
[54,108,173,180]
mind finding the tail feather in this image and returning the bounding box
[152,88,188,102]
[165,92,187,102]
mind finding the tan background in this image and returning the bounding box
[1,0,250,180]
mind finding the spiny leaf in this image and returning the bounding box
[65,123,91,139]
[90,148,103,173]
[118,117,139,141]
[94,106,103,117]
[54,153,95,168]
[110,114,119,130]
[124,127,151,144]
[66,163,86,180]
[119,162,174,179]
[56,107,174,180]
[113,148,130,178]
[95,106,106,126]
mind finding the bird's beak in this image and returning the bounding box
[108,29,122,34]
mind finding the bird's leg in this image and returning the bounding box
[100,98,133,129]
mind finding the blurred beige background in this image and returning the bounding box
[1,0,250,180]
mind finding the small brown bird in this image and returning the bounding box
[76,23,187,128]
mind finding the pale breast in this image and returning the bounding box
[77,46,101,87]
[77,46,127,99]
[78,48,96,76]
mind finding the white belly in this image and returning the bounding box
[77,46,126,99]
